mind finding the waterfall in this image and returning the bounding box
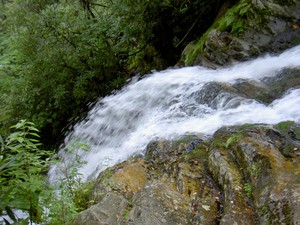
[49,45,300,182]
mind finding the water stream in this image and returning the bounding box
[49,45,300,182]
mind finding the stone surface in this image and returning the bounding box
[183,0,300,67]
[74,122,300,225]
[73,192,128,225]
[209,124,300,224]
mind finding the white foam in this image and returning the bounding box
[49,45,300,182]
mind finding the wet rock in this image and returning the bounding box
[193,82,240,109]
[185,139,202,153]
[74,135,222,225]
[74,123,300,225]
[209,145,257,224]
[211,124,300,224]
[90,158,148,203]
[184,0,300,67]
[144,134,208,162]
[73,192,128,225]
[191,68,300,108]
[261,68,300,101]
[126,181,192,225]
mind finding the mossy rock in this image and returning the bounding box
[182,0,300,67]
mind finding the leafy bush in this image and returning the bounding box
[0,0,225,147]
[0,120,94,224]
[0,120,51,223]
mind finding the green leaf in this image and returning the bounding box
[225,14,235,27]
[28,132,40,138]
[17,137,24,143]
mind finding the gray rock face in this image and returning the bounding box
[73,193,128,225]
[209,123,300,224]
[126,181,192,225]
[74,122,300,225]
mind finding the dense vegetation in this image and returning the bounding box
[0,0,226,223]
[0,120,94,224]
[0,0,223,147]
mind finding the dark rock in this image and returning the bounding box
[185,139,202,153]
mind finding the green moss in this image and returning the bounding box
[175,135,197,145]
[184,31,210,65]
[274,120,300,139]
[184,145,208,161]
[253,92,274,104]
[224,134,242,149]
[100,167,114,181]
[184,0,253,65]
[274,121,296,133]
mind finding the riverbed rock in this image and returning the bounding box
[182,66,300,111]
[73,122,300,225]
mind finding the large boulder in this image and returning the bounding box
[73,122,300,224]
[209,122,300,224]
[182,0,300,67]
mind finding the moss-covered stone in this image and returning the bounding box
[75,123,300,225]
[182,0,300,67]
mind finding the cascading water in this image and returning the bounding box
[49,45,300,182]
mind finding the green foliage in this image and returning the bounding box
[0,120,51,223]
[244,182,252,197]
[0,0,223,147]
[0,0,129,144]
[45,139,93,224]
[224,134,242,149]
[184,0,254,65]
[217,1,252,35]
[0,120,94,224]
[184,29,210,65]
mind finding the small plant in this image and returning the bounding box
[244,183,252,197]
[122,209,130,222]
[46,139,92,224]
[251,164,260,178]
[0,120,51,224]
[224,134,242,149]
[0,120,94,224]
[218,1,252,35]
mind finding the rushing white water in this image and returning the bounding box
[49,46,300,182]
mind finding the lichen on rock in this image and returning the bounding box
[73,122,300,224]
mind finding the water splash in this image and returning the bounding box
[49,46,300,181]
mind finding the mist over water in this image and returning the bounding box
[49,46,300,182]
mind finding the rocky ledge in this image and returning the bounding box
[182,0,300,67]
[73,121,300,225]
